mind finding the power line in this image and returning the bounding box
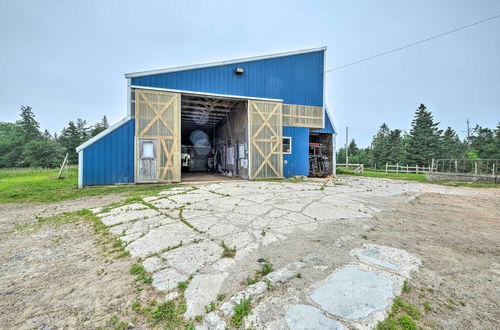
[325,13,500,73]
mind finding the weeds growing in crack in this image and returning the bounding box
[231,296,252,326]
[130,264,153,284]
[221,240,236,258]
[178,207,204,233]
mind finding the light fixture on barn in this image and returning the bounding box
[234,67,244,75]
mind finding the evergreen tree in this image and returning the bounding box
[90,115,110,137]
[387,129,403,164]
[0,122,23,167]
[467,125,496,159]
[348,139,359,156]
[405,104,442,165]
[494,122,500,159]
[16,105,41,143]
[370,123,390,167]
[42,129,52,140]
[76,118,89,141]
[59,121,82,164]
[440,127,464,159]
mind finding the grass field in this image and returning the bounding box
[336,167,498,188]
[0,167,176,203]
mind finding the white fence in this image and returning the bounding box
[342,163,364,173]
[385,163,435,174]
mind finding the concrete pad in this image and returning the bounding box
[310,266,394,320]
[352,244,422,277]
[126,222,202,258]
[142,256,164,273]
[285,304,347,330]
[161,240,222,275]
[303,202,370,221]
[202,312,226,330]
[109,215,176,237]
[100,208,159,226]
[152,268,188,291]
[265,267,296,285]
[184,273,227,317]
[150,198,179,209]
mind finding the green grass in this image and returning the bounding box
[336,167,499,188]
[0,166,178,203]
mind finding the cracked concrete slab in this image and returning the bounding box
[184,273,227,318]
[152,268,188,291]
[285,304,347,330]
[99,207,159,226]
[310,266,394,320]
[161,240,222,275]
[125,222,202,258]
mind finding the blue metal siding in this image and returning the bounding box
[312,110,335,134]
[283,126,309,177]
[83,119,135,186]
[132,51,324,107]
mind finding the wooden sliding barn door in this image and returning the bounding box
[135,89,181,183]
[248,100,283,179]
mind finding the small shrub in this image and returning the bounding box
[423,300,432,312]
[130,264,145,275]
[231,296,252,326]
[217,293,226,301]
[177,281,188,291]
[204,301,216,313]
[402,281,411,293]
[257,262,274,276]
[132,300,142,313]
[398,314,417,330]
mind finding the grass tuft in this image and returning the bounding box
[231,296,252,326]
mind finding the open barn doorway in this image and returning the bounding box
[180,94,249,181]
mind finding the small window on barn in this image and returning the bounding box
[142,142,154,158]
[283,137,292,154]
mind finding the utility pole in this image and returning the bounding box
[345,126,349,168]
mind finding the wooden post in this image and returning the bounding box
[474,162,477,174]
[493,163,496,175]
[396,163,399,174]
[416,164,419,173]
[455,160,458,173]
[385,163,388,174]
[431,158,435,172]
[406,165,409,174]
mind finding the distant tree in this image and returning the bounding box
[348,139,359,156]
[21,139,65,167]
[42,129,52,140]
[386,129,403,164]
[370,123,391,167]
[76,118,90,141]
[440,127,464,159]
[405,104,442,165]
[59,121,82,164]
[16,105,41,143]
[0,122,23,167]
[90,115,109,137]
[494,122,500,159]
[350,148,371,166]
[466,125,496,159]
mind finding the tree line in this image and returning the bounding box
[0,106,109,168]
[337,104,500,168]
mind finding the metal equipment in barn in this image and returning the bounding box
[309,143,332,177]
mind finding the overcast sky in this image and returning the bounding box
[0,0,499,147]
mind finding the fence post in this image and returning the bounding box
[475,162,477,174]
[396,163,399,174]
[493,163,496,176]
[406,165,409,174]
[385,163,388,174]
[455,160,458,173]
[431,158,435,172]
[416,164,418,173]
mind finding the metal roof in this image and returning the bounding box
[124,47,327,79]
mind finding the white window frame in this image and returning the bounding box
[283,136,292,154]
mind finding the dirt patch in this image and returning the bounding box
[0,193,126,232]
[366,191,500,329]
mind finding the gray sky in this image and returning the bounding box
[0,0,499,147]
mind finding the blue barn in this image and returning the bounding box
[77,47,336,187]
